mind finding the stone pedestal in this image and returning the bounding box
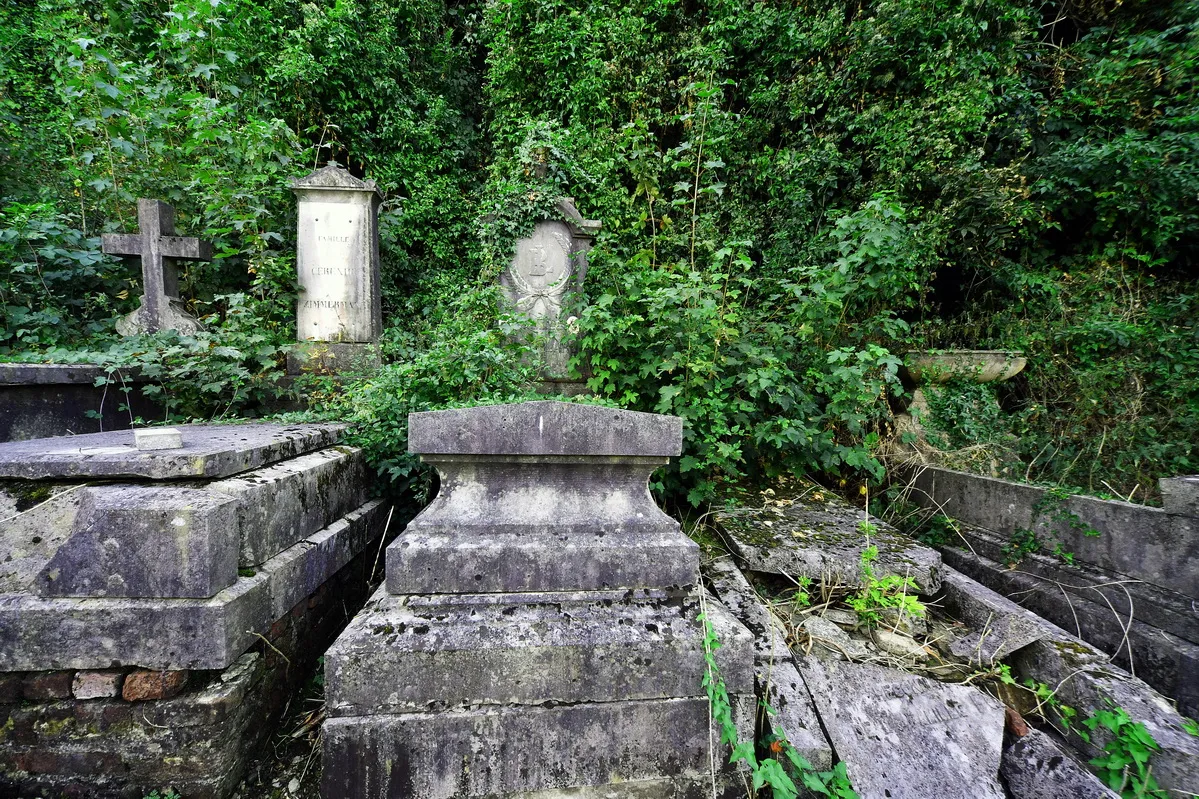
[321,401,753,798]
[290,164,383,374]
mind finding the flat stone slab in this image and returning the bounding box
[322,695,754,799]
[326,587,752,716]
[0,499,386,671]
[0,423,344,480]
[386,527,697,593]
[1001,729,1120,799]
[799,659,1006,799]
[717,489,941,593]
[408,401,682,457]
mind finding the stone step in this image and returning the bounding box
[386,527,698,593]
[322,694,754,799]
[0,500,387,671]
[326,586,752,716]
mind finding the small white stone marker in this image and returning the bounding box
[134,428,184,451]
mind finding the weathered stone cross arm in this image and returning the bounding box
[101,199,213,335]
[101,232,213,261]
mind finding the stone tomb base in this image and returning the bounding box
[322,402,754,798]
[0,424,389,797]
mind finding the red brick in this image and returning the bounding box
[22,671,73,701]
[121,670,187,701]
[72,670,124,700]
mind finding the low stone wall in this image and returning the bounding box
[899,464,1199,716]
[0,364,162,443]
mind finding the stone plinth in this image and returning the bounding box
[0,424,388,797]
[292,164,382,347]
[321,401,753,798]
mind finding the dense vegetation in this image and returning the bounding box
[1,0,1196,504]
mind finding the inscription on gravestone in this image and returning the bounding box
[291,164,382,344]
[102,199,212,335]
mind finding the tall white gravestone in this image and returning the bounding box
[290,165,382,372]
[500,198,601,386]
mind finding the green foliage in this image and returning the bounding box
[140,790,181,799]
[1080,703,1168,798]
[700,609,858,798]
[3,0,1197,503]
[848,545,925,628]
[332,289,552,499]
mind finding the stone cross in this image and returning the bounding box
[102,199,211,335]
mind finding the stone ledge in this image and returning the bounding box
[322,695,755,799]
[408,401,682,457]
[386,527,698,593]
[0,423,345,481]
[326,587,751,716]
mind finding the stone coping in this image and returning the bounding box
[0,423,345,480]
[0,363,150,386]
[408,401,682,457]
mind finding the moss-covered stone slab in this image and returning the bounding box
[715,490,942,593]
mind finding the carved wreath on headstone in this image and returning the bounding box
[507,227,574,323]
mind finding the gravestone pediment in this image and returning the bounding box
[291,163,379,192]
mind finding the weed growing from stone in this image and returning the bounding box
[847,546,925,628]
[699,611,857,798]
[1079,702,1168,798]
[1002,486,1102,567]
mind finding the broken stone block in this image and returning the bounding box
[1001,728,1120,799]
[939,567,1051,666]
[800,659,1006,799]
[799,615,868,661]
[34,485,239,598]
[704,557,789,664]
[870,628,929,662]
[716,491,941,593]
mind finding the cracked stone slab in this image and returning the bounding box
[800,659,1006,799]
[703,557,789,664]
[716,492,941,593]
[0,423,344,480]
[326,585,752,716]
[758,657,834,771]
[939,567,1052,665]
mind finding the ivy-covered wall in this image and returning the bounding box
[1,0,1195,503]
